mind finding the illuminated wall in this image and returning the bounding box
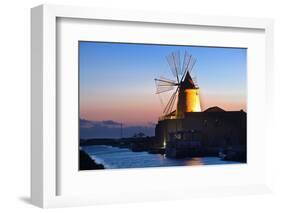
[185,89,201,112]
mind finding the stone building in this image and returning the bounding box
[155,107,247,160]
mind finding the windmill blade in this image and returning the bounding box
[157,93,166,109]
[166,51,181,83]
[167,88,179,115]
[181,52,192,82]
[181,51,189,74]
[155,76,177,85]
[192,76,198,87]
[167,91,177,115]
[163,90,177,115]
[188,57,196,74]
[191,68,199,87]
[154,77,177,94]
[163,87,179,115]
[163,91,175,114]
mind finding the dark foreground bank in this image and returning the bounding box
[79,150,104,170]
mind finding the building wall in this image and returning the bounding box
[185,89,201,112]
[176,88,201,118]
[155,111,247,149]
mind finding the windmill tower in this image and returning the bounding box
[155,51,201,119]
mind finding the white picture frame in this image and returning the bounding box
[31,4,274,208]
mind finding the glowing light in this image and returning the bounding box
[163,137,166,148]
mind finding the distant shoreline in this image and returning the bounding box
[80,136,165,155]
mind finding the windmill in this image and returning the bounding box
[155,51,201,119]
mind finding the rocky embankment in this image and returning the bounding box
[79,150,104,170]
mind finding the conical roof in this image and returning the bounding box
[181,72,196,89]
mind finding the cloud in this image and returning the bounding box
[102,120,121,126]
[80,119,96,128]
[79,119,155,139]
[80,119,121,128]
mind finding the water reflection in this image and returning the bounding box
[186,157,203,166]
[82,145,239,169]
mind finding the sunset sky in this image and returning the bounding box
[79,41,247,126]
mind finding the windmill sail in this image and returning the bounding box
[163,89,178,115]
[155,50,201,117]
[154,77,177,94]
[166,51,182,82]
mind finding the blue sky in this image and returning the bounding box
[79,41,247,125]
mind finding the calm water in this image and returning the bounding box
[82,145,239,169]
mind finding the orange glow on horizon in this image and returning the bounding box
[80,92,246,125]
